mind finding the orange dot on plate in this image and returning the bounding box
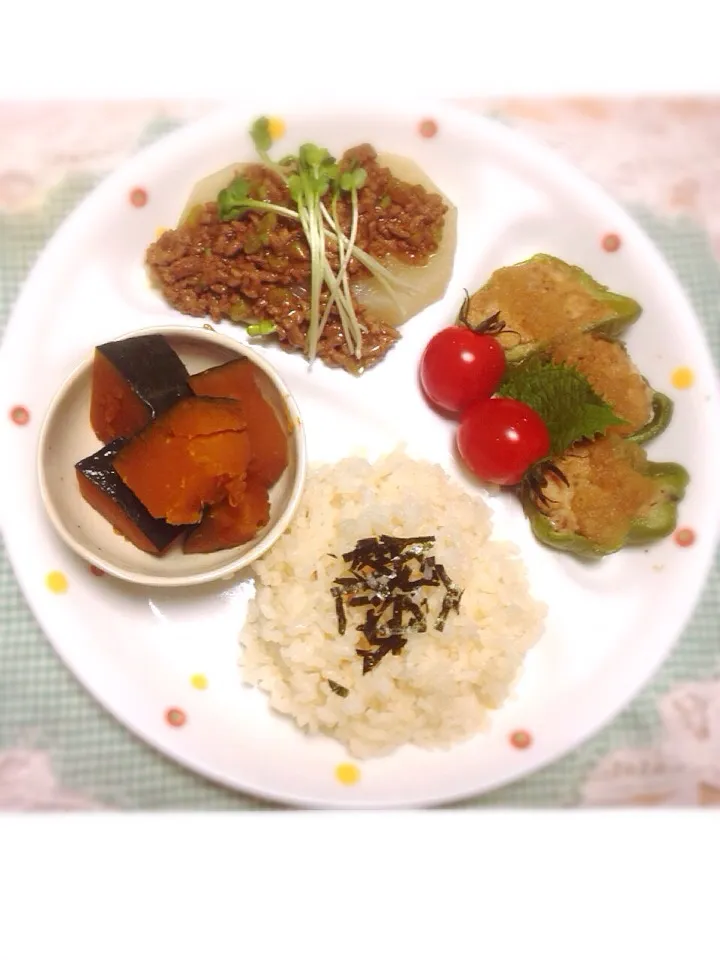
[190,674,208,690]
[510,730,532,750]
[671,366,694,389]
[10,405,29,426]
[165,708,186,728]
[674,527,696,548]
[418,118,438,138]
[602,233,621,252]
[45,570,68,594]
[335,763,360,785]
[129,187,148,208]
[89,564,105,577]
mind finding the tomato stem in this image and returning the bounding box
[455,290,521,343]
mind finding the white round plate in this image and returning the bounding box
[1,100,719,808]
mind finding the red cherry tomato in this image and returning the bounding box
[419,326,506,414]
[456,396,551,486]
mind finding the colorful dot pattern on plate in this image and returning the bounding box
[89,564,105,577]
[674,527,696,548]
[418,118,438,138]
[165,708,186,728]
[190,674,208,690]
[129,187,148,208]
[267,117,285,141]
[671,366,695,389]
[602,232,621,252]
[335,763,361,786]
[45,571,68,594]
[4,101,719,812]
[9,405,29,425]
[510,730,533,750]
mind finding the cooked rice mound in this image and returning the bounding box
[240,449,546,758]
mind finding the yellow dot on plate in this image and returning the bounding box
[335,763,360,786]
[45,570,68,594]
[267,117,286,141]
[671,366,695,389]
[190,673,208,690]
[154,225,168,238]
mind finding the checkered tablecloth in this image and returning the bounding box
[1,100,718,809]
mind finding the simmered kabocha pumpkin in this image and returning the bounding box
[520,436,689,558]
[75,438,191,555]
[90,334,190,444]
[78,334,292,556]
[188,358,289,485]
[463,254,642,363]
[113,396,251,525]
[183,474,271,554]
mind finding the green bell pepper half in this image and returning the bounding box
[520,457,690,560]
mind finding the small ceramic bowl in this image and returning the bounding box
[37,324,306,588]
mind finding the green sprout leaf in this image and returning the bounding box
[287,174,303,205]
[338,171,354,192]
[250,117,273,154]
[299,143,330,169]
[339,167,367,192]
[217,176,252,220]
[496,357,627,456]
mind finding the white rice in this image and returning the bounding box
[239,448,546,758]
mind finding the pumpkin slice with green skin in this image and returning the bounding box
[90,334,190,444]
[463,254,642,363]
[520,435,689,559]
[188,358,289,486]
[113,396,251,526]
[75,438,192,556]
[183,474,271,554]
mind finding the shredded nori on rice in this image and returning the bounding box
[330,534,463,678]
[333,594,347,635]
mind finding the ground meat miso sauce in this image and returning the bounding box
[146,145,448,373]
